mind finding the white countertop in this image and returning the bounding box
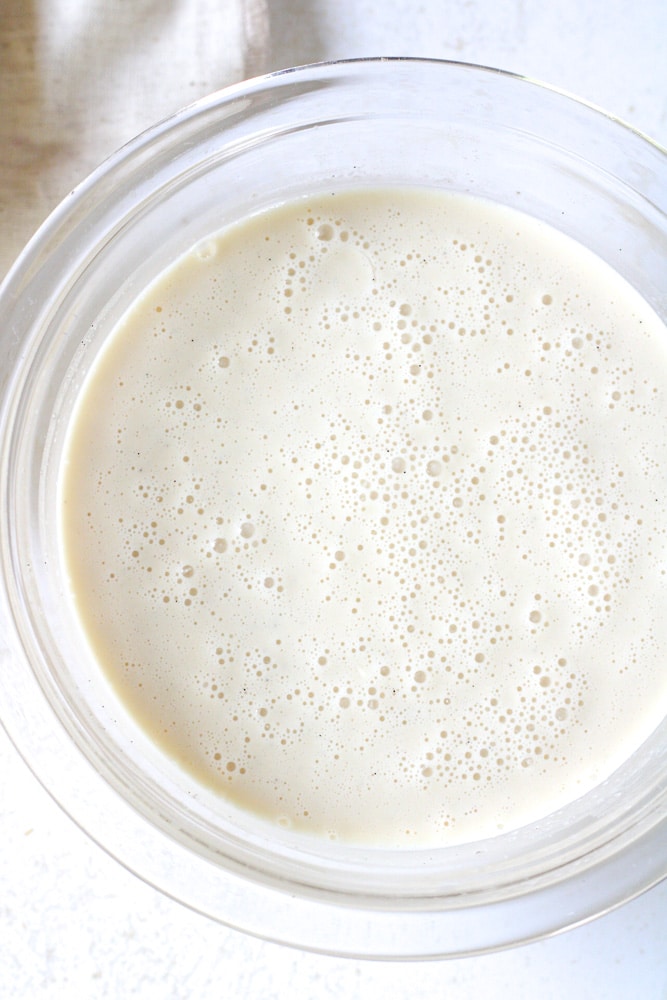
[1,1,666,996]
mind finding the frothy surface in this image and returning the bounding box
[60,188,667,846]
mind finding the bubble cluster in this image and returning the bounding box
[61,188,667,847]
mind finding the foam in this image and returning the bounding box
[59,188,667,846]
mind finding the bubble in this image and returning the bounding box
[391,457,406,473]
[317,223,334,241]
[426,460,442,477]
[196,240,217,260]
[240,522,255,538]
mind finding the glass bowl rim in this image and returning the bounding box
[0,56,665,959]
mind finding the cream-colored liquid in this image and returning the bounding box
[60,188,667,846]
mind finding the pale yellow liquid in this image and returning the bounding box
[60,188,667,846]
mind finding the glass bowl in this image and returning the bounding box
[0,58,665,959]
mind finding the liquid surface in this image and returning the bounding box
[60,188,667,846]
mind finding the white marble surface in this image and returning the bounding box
[2,1,666,997]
